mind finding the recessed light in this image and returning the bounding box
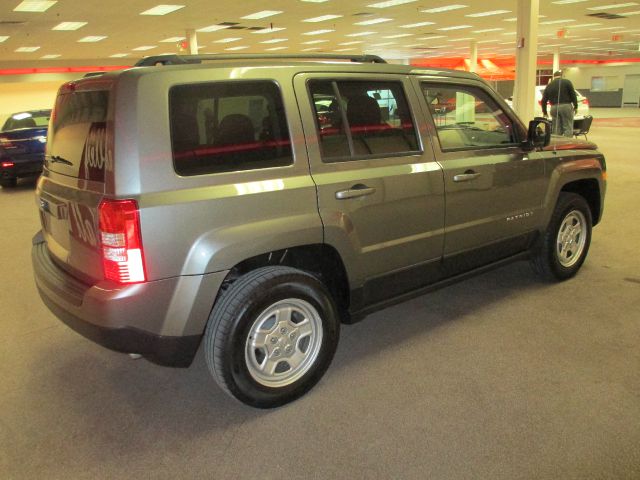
[421,4,467,13]
[367,0,416,7]
[241,10,282,20]
[304,29,335,35]
[399,21,435,28]
[587,2,638,10]
[0,36,9,43]
[13,1,56,12]
[437,25,472,31]
[78,36,107,42]
[466,10,510,17]
[252,27,286,34]
[160,36,185,42]
[197,25,230,33]
[15,46,40,52]
[225,46,249,51]
[303,14,343,22]
[132,46,157,51]
[140,4,185,15]
[354,17,392,25]
[214,38,242,43]
[261,38,288,43]
[345,31,377,37]
[52,21,87,31]
[41,54,61,59]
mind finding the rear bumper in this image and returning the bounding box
[31,231,228,367]
[0,154,43,179]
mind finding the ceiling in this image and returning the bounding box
[1,0,640,67]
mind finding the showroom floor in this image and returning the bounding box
[2,108,639,480]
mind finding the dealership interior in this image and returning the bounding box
[2,1,639,478]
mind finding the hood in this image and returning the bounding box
[543,135,597,151]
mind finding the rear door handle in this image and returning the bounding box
[453,171,481,182]
[335,184,376,200]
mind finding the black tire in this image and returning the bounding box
[531,192,592,281]
[204,266,340,408]
[0,178,17,188]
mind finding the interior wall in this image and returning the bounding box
[0,73,79,126]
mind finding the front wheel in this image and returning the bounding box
[531,192,592,281]
[204,266,340,408]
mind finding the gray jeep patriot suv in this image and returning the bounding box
[32,54,606,408]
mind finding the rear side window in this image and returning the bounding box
[309,79,419,162]
[169,81,293,176]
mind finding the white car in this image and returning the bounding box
[506,86,589,120]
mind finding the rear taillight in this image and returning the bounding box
[98,199,146,284]
[0,137,15,149]
[1,161,14,168]
[583,98,589,106]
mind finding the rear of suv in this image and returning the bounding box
[32,54,606,408]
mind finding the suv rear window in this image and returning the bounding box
[169,81,293,176]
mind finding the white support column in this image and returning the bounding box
[552,47,560,73]
[470,41,478,73]
[187,29,198,55]
[513,0,539,124]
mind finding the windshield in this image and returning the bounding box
[2,110,51,131]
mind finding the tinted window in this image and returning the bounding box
[2,110,51,131]
[309,80,419,162]
[169,81,292,176]
[421,83,520,151]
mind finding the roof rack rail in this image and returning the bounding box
[134,53,387,67]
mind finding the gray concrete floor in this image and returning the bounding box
[1,109,639,480]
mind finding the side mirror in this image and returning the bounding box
[524,117,551,150]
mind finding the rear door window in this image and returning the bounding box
[169,81,293,176]
[309,79,420,162]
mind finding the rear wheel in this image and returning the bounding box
[0,178,17,188]
[531,192,592,281]
[204,266,340,408]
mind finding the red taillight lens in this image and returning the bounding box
[98,199,146,284]
[1,161,14,168]
[583,98,589,106]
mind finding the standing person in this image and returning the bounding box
[541,70,578,137]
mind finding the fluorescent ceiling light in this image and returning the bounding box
[52,21,87,31]
[437,25,472,30]
[214,37,242,43]
[370,42,396,46]
[345,31,377,36]
[334,47,356,51]
[383,33,413,38]
[339,41,364,45]
[132,46,157,51]
[303,29,334,35]
[301,0,328,2]
[140,4,185,15]
[400,21,435,28]
[265,46,288,51]
[421,4,467,13]
[15,46,40,52]
[110,53,129,57]
[301,47,321,51]
[78,36,107,42]
[553,0,588,3]
[466,10,510,17]
[241,10,282,20]
[473,28,504,33]
[13,1,56,12]
[302,39,330,44]
[416,35,446,40]
[252,27,286,34]
[303,14,342,22]
[621,9,640,14]
[0,36,9,42]
[367,0,416,7]
[593,26,621,30]
[587,2,638,10]
[197,25,230,32]
[570,23,602,28]
[160,36,185,42]
[539,19,575,25]
[225,46,249,51]
[447,37,474,42]
[354,17,392,25]
[41,54,61,58]
[260,38,288,43]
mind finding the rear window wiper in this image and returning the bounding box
[46,155,73,166]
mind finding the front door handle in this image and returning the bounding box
[335,184,376,200]
[453,171,481,182]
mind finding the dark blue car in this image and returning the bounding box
[0,109,51,188]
